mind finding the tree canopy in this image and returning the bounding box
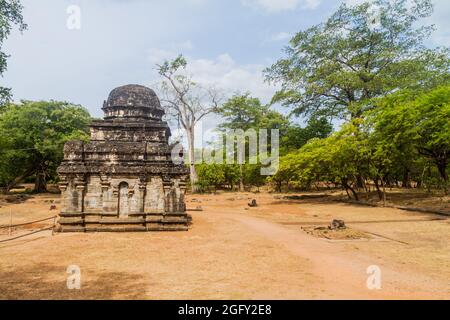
[0,101,91,192]
[0,0,27,105]
[272,85,450,196]
[217,93,289,132]
[265,0,449,120]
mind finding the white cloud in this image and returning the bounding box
[147,41,194,66]
[242,0,321,13]
[428,0,450,46]
[147,50,277,103]
[342,0,450,47]
[268,31,292,41]
[146,50,279,146]
[189,54,277,102]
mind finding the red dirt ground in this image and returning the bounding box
[0,192,448,300]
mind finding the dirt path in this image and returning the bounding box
[0,192,448,299]
[223,212,448,299]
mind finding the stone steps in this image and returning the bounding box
[57,213,191,232]
[58,225,189,232]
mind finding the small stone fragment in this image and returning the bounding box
[329,219,346,230]
[248,199,257,207]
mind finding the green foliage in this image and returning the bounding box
[157,54,187,77]
[195,163,225,193]
[281,117,333,154]
[209,93,290,191]
[272,122,369,197]
[222,164,240,189]
[265,0,449,120]
[242,163,266,190]
[218,92,289,132]
[366,85,450,189]
[0,101,91,191]
[0,0,27,104]
[274,85,450,196]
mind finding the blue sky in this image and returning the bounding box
[2,0,449,122]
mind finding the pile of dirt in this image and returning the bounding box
[302,226,371,240]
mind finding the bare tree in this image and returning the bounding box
[157,55,221,192]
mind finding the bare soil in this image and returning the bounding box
[301,226,371,240]
[0,191,448,300]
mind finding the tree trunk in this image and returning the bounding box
[416,179,422,189]
[402,168,412,188]
[5,167,35,193]
[436,161,448,182]
[348,185,359,201]
[426,166,432,193]
[186,128,199,193]
[342,179,359,201]
[276,180,282,193]
[355,174,365,190]
[380,176,387,206]
[344,187,351,200]
[435,158,448,195]
[239,164,244,192]
[34,171,47,193]
[374,177,383,201]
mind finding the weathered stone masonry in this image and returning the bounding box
[56,84,191,232]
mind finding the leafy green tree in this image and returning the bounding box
[281,117,333,154]
[265,0,449,120]
[367,85,450,193]
[0,101,91,192]
[196,163,225,193]
[218,92,289,132]
[274,122,372,199]
[268,152,299,192]
[0,0,27,105]
[275,85,449,198]
[242,163,266,192]
[221,164,240,190]
[217,93,289,191]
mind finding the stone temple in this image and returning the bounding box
[56,84,191,232]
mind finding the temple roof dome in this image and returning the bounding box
[105,84,162,110]
[102,84,164,120]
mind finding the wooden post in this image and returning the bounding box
[9,208,12,236]
[52,216,56,236]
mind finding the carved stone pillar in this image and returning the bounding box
[163,179,173,213]
[74,175,86,213]
[75,185,85,213]
[100,174,111,213]
[58,175,69,213]
[179,181,187,212]
[139,175,147,213]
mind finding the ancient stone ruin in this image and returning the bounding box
[56,84,191,232]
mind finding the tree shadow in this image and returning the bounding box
[0,263,147,300]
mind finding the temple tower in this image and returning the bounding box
[56,84,190,232]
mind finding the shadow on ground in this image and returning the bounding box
[0,263,146,299]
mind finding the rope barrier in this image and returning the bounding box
[0,215,57,229]
[0,226,54,243]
